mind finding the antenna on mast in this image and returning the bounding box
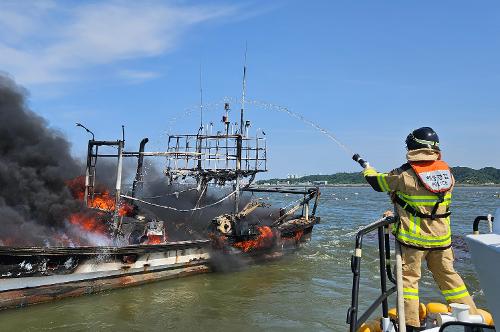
[240,43,247,136]
[199,62,203,131]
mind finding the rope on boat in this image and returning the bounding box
[120,188,237,212]
[140,187,198,199]
[282,195,306,210]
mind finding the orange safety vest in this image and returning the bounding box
[409,160,454,193]
[393,160,453,220]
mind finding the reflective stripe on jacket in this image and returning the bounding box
[363,148,453,249]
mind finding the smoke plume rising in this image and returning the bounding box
[0,74,278,247]
[0,75,86,246]
[133,162,278,241]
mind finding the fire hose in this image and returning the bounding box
[353,153,406,332]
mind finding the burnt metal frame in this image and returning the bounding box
[164,132,268,214]
[84,139,125,218]
[242,186,320,223]
[84,137,177,206]
[131,138,149,198]
[84,136,155,236]
[84,140,123,206]
[164,134,267,179]
[346,216,397,332]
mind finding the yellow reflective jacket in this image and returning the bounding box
[363,148,453,249]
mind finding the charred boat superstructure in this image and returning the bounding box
[0,101,320,310]
[161,101,319,253]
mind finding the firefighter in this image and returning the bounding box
[362,127,477,331]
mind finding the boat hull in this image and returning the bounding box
[0,240,211,310]
[0,221,316,310]
[465,233,500,323]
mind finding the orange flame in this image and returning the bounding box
[67,176,132,215]
[66,176,133,236]
[69,212,108,235]
[233,226,275,252]
[294,229,304,242]
[146,235,164,245]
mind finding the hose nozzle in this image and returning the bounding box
[352,153,368,168]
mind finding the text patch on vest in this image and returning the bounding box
[419,169,452,192]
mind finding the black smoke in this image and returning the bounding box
[0,75,85,246]
[0,74,278,247]
[133,163,278,241]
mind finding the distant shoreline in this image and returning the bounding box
[254,184,500,188]
[257,166,500,187]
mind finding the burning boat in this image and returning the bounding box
[0,95,320,310]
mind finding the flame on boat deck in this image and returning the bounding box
[294,229,304,242]
[233,226,275,252]
[66,176,133,236]
[145,235,165,245]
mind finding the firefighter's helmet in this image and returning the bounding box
[405,127,440,151]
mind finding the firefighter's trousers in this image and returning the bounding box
[401,245,477,327]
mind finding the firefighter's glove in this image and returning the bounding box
[383,210,394,218]
[362,165,377,177]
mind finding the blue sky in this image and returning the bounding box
[1,0,499,179]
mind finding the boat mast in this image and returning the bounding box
[199,63,204,131]
[240,43,247,136]
[198,64,204,173]
[235,44,248,214]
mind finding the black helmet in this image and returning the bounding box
[405,127,440,151]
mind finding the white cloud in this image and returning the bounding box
[0,1,56,41]
[0,1,237,85]
[118,69,161,83]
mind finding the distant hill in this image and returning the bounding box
[257,167,500,186]
[452,167,500,185]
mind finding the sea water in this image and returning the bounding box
[0,186,498,332]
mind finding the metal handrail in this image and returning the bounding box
[346,216,397,332]
[473,215,495,234]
